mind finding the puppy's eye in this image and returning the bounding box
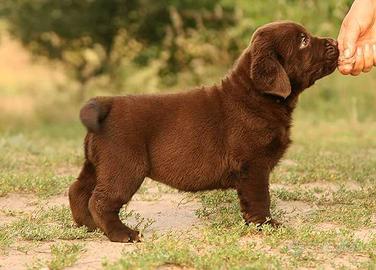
[300,33,310,49]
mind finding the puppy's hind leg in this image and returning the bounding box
[69,160,97,231]
[88,161,146,243]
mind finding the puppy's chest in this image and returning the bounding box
[266,125,292,154]
[230,123,292,161]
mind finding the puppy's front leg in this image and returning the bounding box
[236,164,280,227]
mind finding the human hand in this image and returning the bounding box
[337,0,376,75]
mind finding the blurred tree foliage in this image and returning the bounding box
[0,0,352,93]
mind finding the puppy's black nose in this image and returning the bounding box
[324,38,339,61]
[325,38,338,48]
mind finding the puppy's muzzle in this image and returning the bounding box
[325,38,339,61]
[322,38,339,73]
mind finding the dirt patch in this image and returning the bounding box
[353,228,376,242]
[68,240,137,270]
[40,191,200,233]
[128,193,200,232]
[0,190,201,269]
[276,199,317,225]
[0,241,52,270]
[0,193,39,226]
[0,193,38,212]
[277,200,315,216]
[316,222,343,231]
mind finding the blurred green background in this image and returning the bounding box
[0,0,374,132]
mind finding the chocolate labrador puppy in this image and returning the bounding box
[69,21,339,242]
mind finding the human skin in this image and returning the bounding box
[338,0,376,75]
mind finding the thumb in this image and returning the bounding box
[338,22,361,59]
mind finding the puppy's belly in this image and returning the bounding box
[148,153,232,192]
[149,171,233,192]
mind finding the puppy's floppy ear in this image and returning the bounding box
[250,44,291,99]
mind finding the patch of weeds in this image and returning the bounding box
[272,187,317,202]
[105,231,283,270]
[330,185,375,204]
[49,242,85,270]
[0,173,74,197]
[272,124,376,185]
[27,242,84,270]
[14,206,98,241]
[196,190,242,228]
[309,204,375,229]
[27,258,46,270]
[15,242,40,254]
[189,180,375,268]
[279,244,318,267]
[263,225,376,255]
[0,133,81,197]
[0,229,12,254]
[119,208,155,234]
[356,252,376,269]
[306,186,376,228]
[1,209,25,218]
[107,234,194,269]
[1,205,156,254]
[0,206,100,253]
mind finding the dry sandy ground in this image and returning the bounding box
[0,187,201,270]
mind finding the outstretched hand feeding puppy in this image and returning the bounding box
[69,21,339,243]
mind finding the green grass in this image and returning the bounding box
[0,125,84,197]
[49,243,84,270]
[0,206,99,252]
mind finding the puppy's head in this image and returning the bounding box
[249,21,339,99]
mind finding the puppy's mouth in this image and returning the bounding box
[309,47,339,86]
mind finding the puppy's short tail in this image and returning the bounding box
[80,97,113,133]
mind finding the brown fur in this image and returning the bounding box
[69,21,339,242]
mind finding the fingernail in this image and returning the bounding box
[365,44,370,52]
[373,44,376,53]
[344,48,351,58]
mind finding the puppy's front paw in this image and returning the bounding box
[259,218,282,229]
[107,229,142,243]
[244,215,282,229]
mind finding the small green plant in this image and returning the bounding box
[49,243,85,270]
[27,243,84,270]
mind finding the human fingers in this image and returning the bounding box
[338,61,354,75]
[362,44,373,72]
[337,19,360,60]
[338,52,355,75]
[337,23,360,75]
[351,47,365,76]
